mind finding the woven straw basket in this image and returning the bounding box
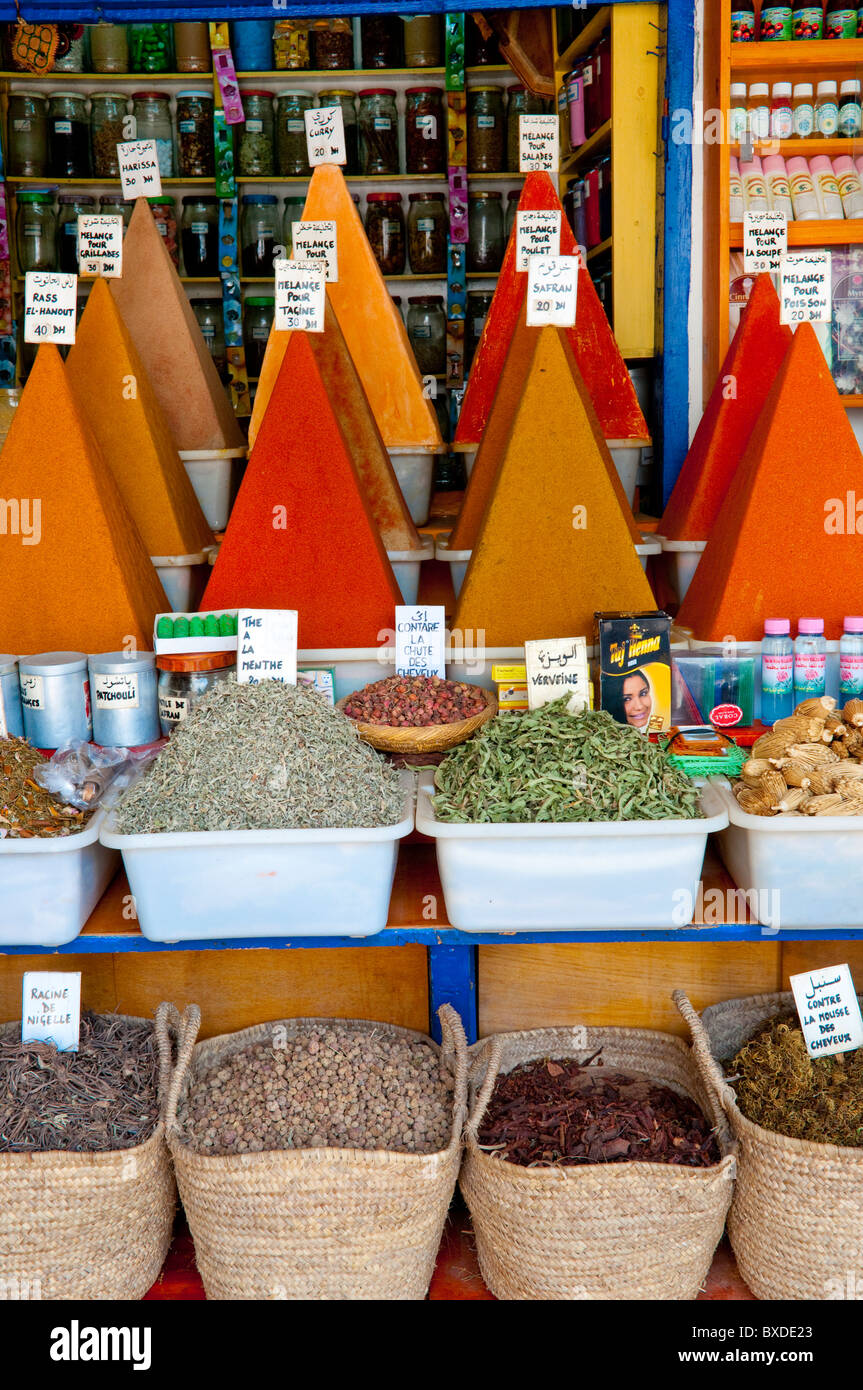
[676,988,863,1301]
[336,686,497,754]
[0,1003,184,1300]
[165,1004,468,1300]
[460,1025,736,1300]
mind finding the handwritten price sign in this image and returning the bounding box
[117,139,162,199]
[304,105,346,167]
[24,270,77,345]
[526,254,578,327]
[791,963,863,1058]
[274,259,325,332]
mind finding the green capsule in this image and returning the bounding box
[174,617,190,638]
[219,613,234,636]
[189,616,205,637]
[204,614,219,636]
[156,616,174,637]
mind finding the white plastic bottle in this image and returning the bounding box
[730,82,748,143]
[740,156,769,212]
[810,153,844,219]
[770,82,794,141]
[787,155,820,220]
[729,156,744,221]
[840,617,863,700]
[833,155,863,219]
[794,618,828,701]
[764,154,793,217]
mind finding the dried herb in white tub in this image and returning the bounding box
[113,679,404,834]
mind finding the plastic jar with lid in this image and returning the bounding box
[174,23,211,74]
[468,86,505,173]
[282,195,306,253]
[53,25,88,72]
[181,196,220,277]
[318,90,358,174]
[132,92,174,176]
[404,14,443,67]
[466,289,494,370]
[359,89,399,175]
[274,20,311,71]
[19,652,92,750]
[408,192,448,273]
[157,652,236,736]
[276,91,313,176]
[405,87,445,173]
[89,651,160,748]
[787,155,820,219]
[101,193,132,229]
[89,23,128,74]
[243,296,275,377]
[57,193,95,273]
[361,15,403,69]
[507,84,545,171]
[238,91,275,176]
[468,191,504,271]
[129,23,174,74]
[177,90,214,177]
[230,22,273,73]
[839,79,862,138]
[192,298,228,381]
[407,295,446,375]
[147,195,178,267]
[90,92,128,178]
[48,92,90,178]
[365,192,406,275]
[816,80,840,137]
[8,93,48,177]
[16,191,56,274]
[241,195,280,277]
[311,17,354,70]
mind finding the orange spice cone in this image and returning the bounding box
[677,321,863,642]
[0,346,167,653]
[660,274,791,541]
[453,326,654,646]
[202,329,402,649]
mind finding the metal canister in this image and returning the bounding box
[18,652,92,750]
[0,655,24,738]
[89,651,159,748]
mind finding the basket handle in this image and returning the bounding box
[162,1003,202,1137]
[436,1003,469,1133]
[464,1035,504,1140]
[673,989,737,1116]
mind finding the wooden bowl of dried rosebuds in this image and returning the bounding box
[337,676,498,754]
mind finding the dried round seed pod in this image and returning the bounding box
[741,757,772,788]
[777,787,810,814]
[735,786,775,816]
[786,743,841,764]
[794,696,836,717]
[804,793,844,816]
[842,698,863,729]
[759,770,788,807]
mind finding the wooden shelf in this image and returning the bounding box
[729,218,863,245]
[561,119,612,176]
[5,173,447,186]
[730,38,863,75]
[587,236,612,261]
[733,138,863,157]
[556,7,611,72]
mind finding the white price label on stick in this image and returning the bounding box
[395,605,446,678]
[24,271,77,345]
[790,963,863,1059]
[526,254,578,327]
[77,214,123,278]
[743,209,787,273]
[274,258,326,332]
[524,637,590,712]
[237,609,298,686]
[22,972,82,1052]
[516,209,562,272]
[519,113,559,173]
[779,249,831,325]
[304,104,346,167]
[291,221,338,282]
[117,139,162,199]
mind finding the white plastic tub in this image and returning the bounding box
[0,810,119,947]
[636,533,662,571]
[179,447,247,531]
[606,441,644,509]
[655,536,706,602]
[388,447,439,526]
[435,532,471,598]
[705,778,863,928]
[416,783,726,932]
[101,776,415,942]
[151,550,215,611]
[387,535,435,604]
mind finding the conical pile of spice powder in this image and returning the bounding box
[0,738,90,838]
[729,1012,863,1147]
[113,679,405,834]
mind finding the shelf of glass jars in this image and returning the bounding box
[729,218,863,245]
[560,119,612,177]
[0,66,512,81]
[729,39,863,76]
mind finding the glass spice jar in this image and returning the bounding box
[282,195,306,253]
[147,195,178,267]
[157,652,235,736]
[181,195,220,278]
[274,20,311,71]
[468,190,504,271]
[174,23,211,74]
[408,192,448,274]
[48,92,90,178]
[311,17,354,70]
[276,91,313,176]
[361,15,403,69]
[90,92,128,178]
[129,23,174,74]
[132,92,174,177]
[243,296,275,377]
[192,298,228,382]
[465,289,494,370]
[405,86,445,173]
[16,191,56,274]
[365,192,406,275]
[89,23,128,74]
[7,93,48,177]
[177,90,214,178]
[505,187,519,236]
[53,24,88,72]
[318,90,358,174]
[404,14,443,68]
[238,91,275,176]
[507,83,545,171]
[57,193,95,273]
[468,86,505,173]
[100,193,132,229]
[407,294,446,375]
[358,89,399,175]
[241,195,279,277]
